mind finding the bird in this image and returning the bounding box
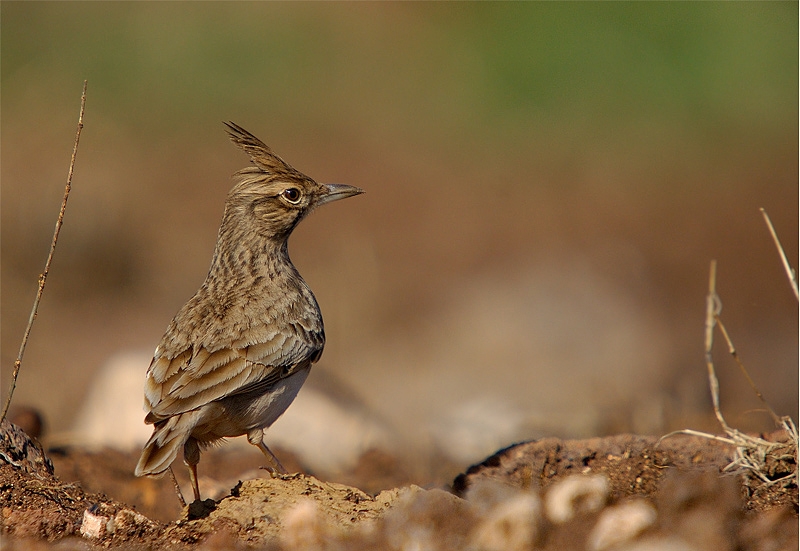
[134,122,363,503]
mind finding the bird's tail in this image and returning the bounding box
[135,411,201,477]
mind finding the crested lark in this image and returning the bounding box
[135,122,363,502]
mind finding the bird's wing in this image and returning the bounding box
[144,327,320,420]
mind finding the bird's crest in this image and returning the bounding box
[224,122,296,175]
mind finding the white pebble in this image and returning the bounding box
[470,492,541,551]
[544,474,610,524]
[79,508,108,539]
[587,499,657,551]
[280,498,329,550]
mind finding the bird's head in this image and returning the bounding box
[221,122,363,241]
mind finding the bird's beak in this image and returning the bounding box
[316,183,365,207]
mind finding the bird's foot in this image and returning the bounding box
[258,464,288,478]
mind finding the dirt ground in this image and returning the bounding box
[1,417,796,550]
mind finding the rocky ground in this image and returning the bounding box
[0,417,796,550]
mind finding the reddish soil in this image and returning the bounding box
[1,419,796,550]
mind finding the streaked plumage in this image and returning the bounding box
[135,122,363,502]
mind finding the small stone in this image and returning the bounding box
[587,499,657,551]
[544,474,610,524]
[467,480,541,551]
[80,508,108,539]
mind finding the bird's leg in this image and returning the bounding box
[183,437,202,502]
[167,466,187,507]
[257,441,287,476]
[247,429,287,477]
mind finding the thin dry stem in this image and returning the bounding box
[659,428,737,446]
[704,260,729,432]
[1,80,88,422]
[714,314,781,425]
[760,207,799,301]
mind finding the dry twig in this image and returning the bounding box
[760,207,799,301]
[1,80,88,422]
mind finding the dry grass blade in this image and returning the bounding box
[714,315,781,425]
[760,207,799,301]
[703,259,729,432]
[1,80,88,422]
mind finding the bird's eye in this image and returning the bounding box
[282,188,302,204]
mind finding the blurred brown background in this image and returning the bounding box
[2,3,797,473]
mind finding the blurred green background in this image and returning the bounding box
[2,2,797,473]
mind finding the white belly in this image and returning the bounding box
[193,366,311,441]
[244,367,311,429]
